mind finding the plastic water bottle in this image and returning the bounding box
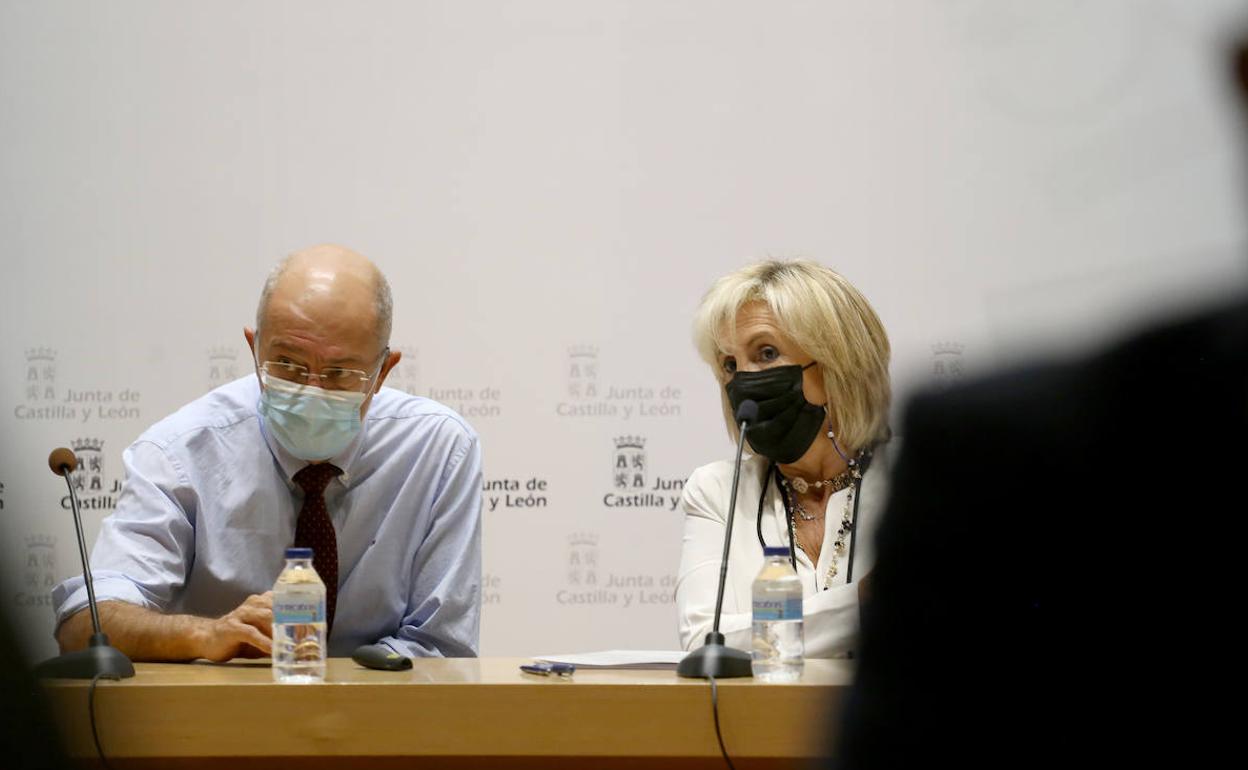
[751,546,804,682]
[272,547,327,684]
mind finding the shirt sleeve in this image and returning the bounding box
[675,465,864,657]
[51,440,197,631]
[801,582,864,657]
[676,466,754,651]
[378,427,482,658]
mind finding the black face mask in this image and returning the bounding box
[725,362,825,464]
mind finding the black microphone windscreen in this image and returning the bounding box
[48,448,77,476]
[735,399,759,425]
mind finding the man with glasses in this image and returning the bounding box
[52,244,482,660]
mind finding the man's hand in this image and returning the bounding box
[194,592,274,662]
[58,596,273,663]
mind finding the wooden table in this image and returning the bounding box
[43,657,851,769]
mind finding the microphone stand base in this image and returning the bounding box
[34,634,135,680]
[676,632,753,679]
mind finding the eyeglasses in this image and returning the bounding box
[260,350,388,393]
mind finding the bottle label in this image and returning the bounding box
[273,598,324,625]
[753,597,802,621]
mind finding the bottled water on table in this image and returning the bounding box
[751,546,804,683]
[272,547,327,684]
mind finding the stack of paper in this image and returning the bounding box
[533,650,686,670]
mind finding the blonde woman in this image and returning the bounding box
[676,260,892,658]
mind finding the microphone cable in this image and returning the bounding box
[88,673,116,770]
[707,676,736,770]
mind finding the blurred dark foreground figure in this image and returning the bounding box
[834,37,1248,769]
[0,590,69,769]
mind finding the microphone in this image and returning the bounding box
[48,447,77,476]
[34,448,134,679]
[677,399,759,679]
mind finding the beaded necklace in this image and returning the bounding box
[778,467,857,520]
[783,484,853,588]
[778,460,863,589]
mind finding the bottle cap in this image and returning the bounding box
[763,546,790,557]
[285,547,313,559]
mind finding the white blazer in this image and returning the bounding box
[676,449,891,657]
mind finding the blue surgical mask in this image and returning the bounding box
[259,374,368,461]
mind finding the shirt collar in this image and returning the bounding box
[256,395,368,488]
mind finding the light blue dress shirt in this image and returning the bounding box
[52,376,482,658]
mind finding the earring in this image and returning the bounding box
[827,427,856,468]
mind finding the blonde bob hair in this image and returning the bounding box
[693,259,891,452]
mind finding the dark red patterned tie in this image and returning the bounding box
[293,463,342,635]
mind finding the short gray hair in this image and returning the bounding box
[255,256,394,348]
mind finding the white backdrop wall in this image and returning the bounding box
[2,0,1246,658]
